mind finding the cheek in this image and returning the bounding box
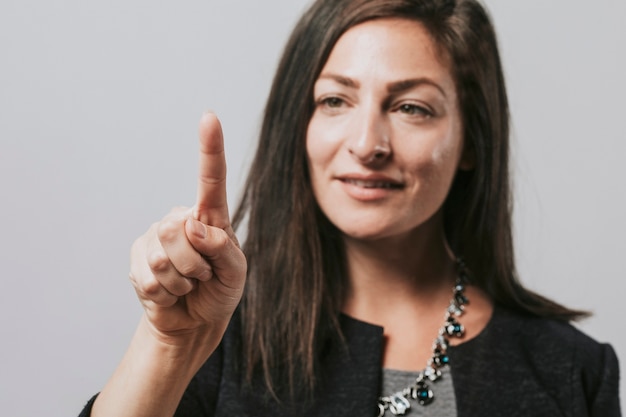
[305,125,329,202]
[427,122,464,172]
[429,142,460,174]
[411,132,458,161]
[305,117,340,175]
[402,128,464,190]
[305,125,320,165]
[305,126,321,177]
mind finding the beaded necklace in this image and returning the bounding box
[377,259,469,416]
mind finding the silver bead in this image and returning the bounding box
[389,394,411,415]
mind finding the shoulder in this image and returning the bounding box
[494,306,607,350]
[451,306,621,416]
[491,307,618,372]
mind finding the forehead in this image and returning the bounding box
[320,18,455,92]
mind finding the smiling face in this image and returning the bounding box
[306,18,470,242]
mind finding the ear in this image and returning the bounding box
[458,140,475,171]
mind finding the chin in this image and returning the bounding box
[329,210,441,244]
[335,221,401,242]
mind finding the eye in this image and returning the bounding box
[397,103,433,118]
[315,95,350,115]
[319,96,345,108]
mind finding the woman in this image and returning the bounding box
[81,0,620,416]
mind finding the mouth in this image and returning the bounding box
[340,178,404,189]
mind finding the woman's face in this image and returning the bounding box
[306,18,470,242]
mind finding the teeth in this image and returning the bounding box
[345,179,398,189]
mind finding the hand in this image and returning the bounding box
[129,112,246,342]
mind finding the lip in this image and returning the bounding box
[335,173,404,201]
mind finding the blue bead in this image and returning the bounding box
[415,387,434,405]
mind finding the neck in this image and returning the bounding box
[342,214,456,323]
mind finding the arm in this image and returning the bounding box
[89,113,246,417]
[92,317,220,417]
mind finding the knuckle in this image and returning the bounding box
[148,250,170,273]
[157,218,181,243]
[139,276,163,298]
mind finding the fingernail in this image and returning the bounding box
[188,218,206,238]
[198,268,213,281]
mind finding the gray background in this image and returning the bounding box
[1,1,624,415]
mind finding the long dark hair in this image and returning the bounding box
[232,0,587,401]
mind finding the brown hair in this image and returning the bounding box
[232,0,587,401]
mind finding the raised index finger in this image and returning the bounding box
[194,112,230,229]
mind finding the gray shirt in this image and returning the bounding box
[381,367,457,416]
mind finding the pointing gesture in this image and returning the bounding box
[93,115,247,416]
[194,113,231,230]
[129,112,246,340]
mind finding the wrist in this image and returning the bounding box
[92,316,228,417]
[136,314,227,377]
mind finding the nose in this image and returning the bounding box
[347,108,391,165]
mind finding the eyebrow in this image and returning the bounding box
[316,73,360,89]
[387,78,447,97]
[316,73,447,97]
